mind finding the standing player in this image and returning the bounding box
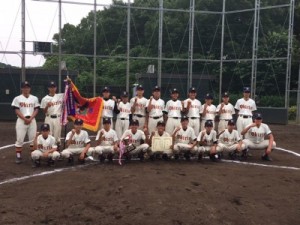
[200,93,216,131]
[216,92,235,134]
[164,88,183,134]
[11,81,40,164]
[235,87,257,135]
[130,84,148,130]
[171,116,197,160]
[88,118,119,162]
[183,87,201,136]
[61,119,91,164]
[218,119,246,159]
[101,86,116,128]
[40,81,63,148]
[31,123,60,167]
[115,91,131,138]
[146,86,165,134]
[241,113,276,161]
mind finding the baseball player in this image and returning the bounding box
[200,93,216,131]
[88,118,119,162]
[40,81,64,147]
[130,84,148,130]
[241,113,276,161]
[61,119,91,164]
[171,116,197,160]
[164,88,183,134]
[120,119,149,161]
[218,119,246,159]
[31,123,60,167]
[197,120,222,161]
[101,86,116,129]
[216,92,235,134]
[235,87,257,135]
[115,91,131,139]
[146,86,165,134]
[183,87,201,136]
[148,120,172,160]
[11,81,40,164]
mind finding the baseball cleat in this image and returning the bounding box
[99,155,106,163]
[197,153,203,161]
[15,157,22,164]
[184,152,191,161]
[174,154,179,160]
[107,154,114,162]
[162,154,169,161]
[67,156,74,165]
[261,154,272,161]
[32,159,41,168]
[47,159,55,167]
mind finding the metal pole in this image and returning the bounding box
[187,0,195,94]
[21,0,26,82]
[251,0,260,99]
[158,0,163,87]
[93,0,97,96]
[296,64,300,124]
[126,0,130,92]
[285,0,295,108]
[219,0,225,102]
[58,0,62,92]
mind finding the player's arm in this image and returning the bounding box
[266,133,274,154]
[30,107,39,121]
[149,131,155,146]
[146,96,153,113]
[33,132,40,150]
[201,104,207,117]
[96,130,104,145]
[66,130,75,147]
[14,108,26,121]
[130,97,137,114]
[241,123,256,136]
[171,127,180,149]
[189,138,198,149]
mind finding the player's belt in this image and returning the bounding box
[170,117,180,119]
[239,115,252,118]
[47,114,60,118]
[189,117,199,119]
[150,116,163,119]
[120,118,129,120]
[133,114,145,118]
[25,116,31,119]
[220,119,231,121]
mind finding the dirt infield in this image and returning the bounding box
[0,122,300,225]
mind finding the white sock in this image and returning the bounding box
[16,152,21,158]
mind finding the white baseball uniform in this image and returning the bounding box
[164,100,182,134]
[243,123,276,150]
[88,128,119,156]
[31,134,60,160]
[130,96,148,129]
[184,98,201,136]
[146,98,165,134]
[235,98,257,134]
[115,101,131,138]
[173,126,197,154]
[197,130,222,153]
[121,129,149,155]
[216,103,235,133]
[61,130,91,158]
[101,99,115,128]
[218,129,245,153]
[41,93,64,144]
[11,94,40,148]
[200,104,216,131]
[150,131,172,156]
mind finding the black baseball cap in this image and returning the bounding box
[205,120,213,127]
[181,115,189,122]
[48,81,57,87]
[243,87,251,93]
[40,123,50,131]
[136,84,144,90]
[102,86,110,92]
[74,118,84,125]
[121,91,129,97]
[205,93,213,100]
[130,119,139,126]
[152,85,160,91]
[21,81,31,88]
[103,118,111,124]
[189,87,197,93]
[222,92,229,97]
[227,119,235,126]
[157,121,166,127]
[171,88,179,94]
[254,113,263,120]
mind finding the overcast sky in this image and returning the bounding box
[0,0,131,67]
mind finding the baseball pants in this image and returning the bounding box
[45,116,62,144]
[236,116,252,135]
[132,115,146,129]
[61,147,85,158]
[188,118,200,136]
[88,146,116,156]
[128,144,149,155]
[218,119,229,134]
[115,119,129,139]
[218,143,246,153]
[173,143,197,154]
[243,139,276,150]
[149,148,173,156]
[198,145,222,154]
[15,118,37,148]
[31,150,60,161]
[200,120,215,131]
[148,117,163,134]
[165,118,181,135]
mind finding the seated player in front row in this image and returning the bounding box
[172,115,197,160]
[120,119,150,161]
[241,113,276,161]
[87,118,119,163]
[31,123,60,167]
[61,119,91,164]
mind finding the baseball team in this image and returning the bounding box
[11,80,276,167]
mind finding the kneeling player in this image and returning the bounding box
[218,119,246,160]
[61,119,91,164]
[197,120,222,161]
[88,118,119,162]
[241,113,276,161]
[172,116,197,160]
[120,119,149,161]
[31,123,60,167]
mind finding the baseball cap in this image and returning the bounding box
[171,88,179,94]
[103,118,111,124]
[157,120,166,127]
[181,115,188,122]
[102,86,110,92]
[21,81,31,88]
[130,119,139,126]
[254,113,263,120]
[205,93,213,100]
[243,87,251,93]
[136,84,144,90]
[205,120,213,127]
[74,118,84,125]
[222,92,229,97]
[227,119,235,126]
[40,123,50,131]
[121,91,129,97]
[48,81,57,87]
[152,85,160,91]
[189,87,197,93]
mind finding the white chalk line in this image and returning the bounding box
[275,147,300,157]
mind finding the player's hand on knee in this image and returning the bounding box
[79,152,85,160]
[266,147,272,154]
